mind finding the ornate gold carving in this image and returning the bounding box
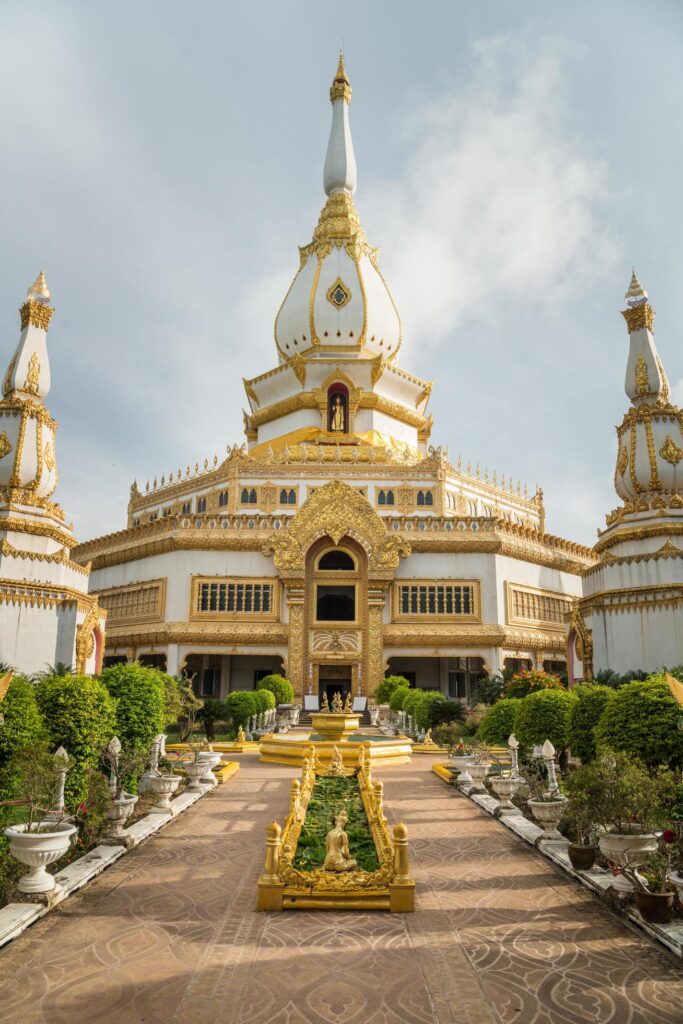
[622,301,655,334]
[617,445,628,476]
[0,539,89,574]
[243,378,259,409]
[326,277,352,309]
[0,516,75,548]
[311,630,360,654]
[660,435,683,465]
[580,583,683,616]
[569,603,593,679]
[97,579,166,624]
[259,484,277,513]
[634,355,649,397]
[44,441,55,471]
[330,51,352,103]
[19,299,54,332]
[263,480,411,574]
[382,622,567,653]
[75,604,102,674]
[371,354,388,386]
[2,355,16,396]
[290,352,306,387]
[23,353,40,395]
[0,433,11,460]
[644,416,661,490]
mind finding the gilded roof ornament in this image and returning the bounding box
[330,51,352,104]
[625,268,647,306]
[27,270,51,302]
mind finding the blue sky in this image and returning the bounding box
[1,1,682,545]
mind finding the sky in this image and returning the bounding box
[1,1,682,546]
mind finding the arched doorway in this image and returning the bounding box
[307,537,364,703]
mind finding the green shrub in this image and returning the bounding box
[199,698,228,741]
[256,674,293,705]
[389,685,410,711]
[478,698,519,746]
[402,689,423,723]
[471,674,504,705]
[160,672,187,728]
[254,688,276,712]
[430,700,466,726]
[566,683,614,762]
[226,691,260,728]
[506,669,564,700]
[100,663,166,753]
[0,675,45,800]
[595,677,683,768]
[564,749,671,833]
[375,675,410,704]
[417,691,446,731]
[35,674,116,805]
[513,688,577,749]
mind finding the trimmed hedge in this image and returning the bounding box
[256,674,293,705]
[595,677,683,768]
[35,674,116,804]
[389,685,410,712]
[478,698,519,746]
[100,663,166,753]
[254,688,276,713]
[401,689,446,731]
[402,689,423,724]
[375,676,409,704]
[566,683,614,763]
[0,675,45,800]
[513,688,577,749]
[226,691,260,728]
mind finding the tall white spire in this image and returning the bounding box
[621,269,668,406]
[323,52,357,197]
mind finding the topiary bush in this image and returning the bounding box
[402,688,424,724]
[0,675,45,801]
[417,691,446,731]
[375,675,410,704]
[389,685,410,712]
[256,674,294,705]
[505,669,564,700]
[595,677,683,768]
[35,674,117,804]
[513,688,577,750]
[100,663,166,753]
[226,690,260,728]
[254,688,276,713]
[566,683,614,763]
[478,698,519,746]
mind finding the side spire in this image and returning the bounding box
[621,269,668,406]
[323,52,357,197]
[2,272,54,401]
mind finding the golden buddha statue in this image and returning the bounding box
[331,394,345,432]
[237,725,247,744]
[323,810,357,872]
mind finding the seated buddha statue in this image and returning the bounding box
[323,810,357,872]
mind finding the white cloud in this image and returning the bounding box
[364,36,617,361]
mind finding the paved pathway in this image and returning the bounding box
[1,757,682,1024]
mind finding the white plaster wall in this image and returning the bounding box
[589,605,683,675]
[257,409,320,444]
[0,602,77,675]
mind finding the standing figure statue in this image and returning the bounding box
[323,810,357,872]
[332,692,343,713]
[343,692,353,713]
[330,394,345,432]
[321,693,330,713]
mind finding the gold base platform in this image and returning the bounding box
[259,732,412,768]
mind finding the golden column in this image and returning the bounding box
[366,583,388,697]
[284,579,305,699]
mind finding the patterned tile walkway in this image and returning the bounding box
[0,756,682,1023]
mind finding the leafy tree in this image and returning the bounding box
[100,663,166,753]
[199,699,228,741]
[388,685,410,712]
[478,698,519,746]
[513,688,577,750]
[566,683,614,762]
[0,675,45,800]
[595,677,683,768]
[35,674,116,804]
[226,691,260,728]
[505,669,564,700]
[256,674,294,705]
[375,675,410,704]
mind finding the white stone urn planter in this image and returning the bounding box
[146,773,181,812]
[597,831,659,892]
[467,763,489,793]
[105,794,138,839]
[490,776,521,813]
[527,799,566,840]
[670,871,683,903]
[452,755,475,787]
[5,821,77,893]
[184,760,209,791]
[196,751,222,786]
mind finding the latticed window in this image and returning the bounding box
[99,582,163,623]
[397,583,476,617]
[196,580,274,614]
[511,587,570,625]
[181,502,191,515]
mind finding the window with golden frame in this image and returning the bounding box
[191,577,278,619]
[97,579,166,625]
[393,580,480,621]
[311,544,361,626]
[506,582,571,629]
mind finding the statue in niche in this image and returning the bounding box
[330,394,345,432]
[323,809,357,872]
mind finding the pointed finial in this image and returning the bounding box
[27,270,50,302]
[330,51,351,103]
[625,268,648,306]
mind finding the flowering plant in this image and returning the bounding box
[505,669,564,700]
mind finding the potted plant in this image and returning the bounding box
[563,750,662,879]
[490,772,521,814]
[140,735,182,812]
[3,743,77,894]
[467,742,493,793]
[520,757,566,839]
[562,804,599,871]
[101,738,146,839]
[621,830,678,924]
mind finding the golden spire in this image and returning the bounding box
[27,270,50,302]
[330,50,352,103]
[625,268,647,306]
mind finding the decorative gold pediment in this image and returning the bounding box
[660,435,683,466]
[262,480,410,573]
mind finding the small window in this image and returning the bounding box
[378,490,386,506]
[417,490,432,507]
[182,502,191,515]
[219,491,229,507]
[197,497,207,514]
[318,550,355,571]
[385,490,394,506]
[163,508,171,517]
[316,584,355,621]
[287,489,296,504]
[149,511,158,522]
[241,488,257,505]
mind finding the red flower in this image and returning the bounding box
[662,829,677,843]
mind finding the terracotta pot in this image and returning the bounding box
[567,843,598,871]
[635,890,674,924]
[5,821,77,893]
[527,799,566,840]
